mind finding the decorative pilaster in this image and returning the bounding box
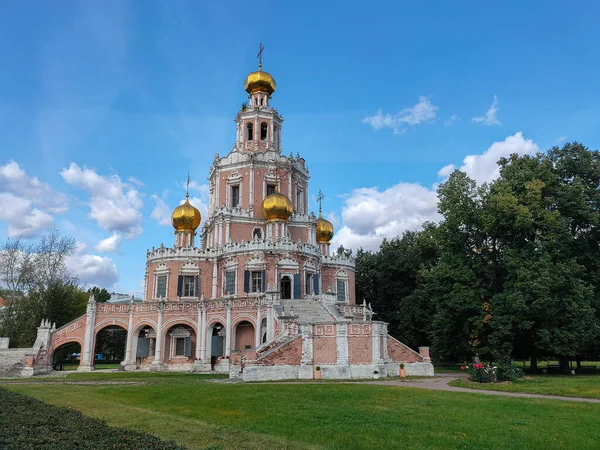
[372,322,383,364]
[336,324,349,365]
[300,324,313,365]
[211,260,218,298]
[225,299,232,357]
[78,294,97,372]
[151,300,165,370]
[255,303,262,348]
[123,297,136,369]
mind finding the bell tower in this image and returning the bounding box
[235,43,283,153]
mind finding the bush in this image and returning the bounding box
[496,362,524,382]
[461,363,497,383]
[0,388,185,450]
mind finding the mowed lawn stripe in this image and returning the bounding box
[5,375,600,449]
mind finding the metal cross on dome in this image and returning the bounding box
[257,43,265,68]
[186,173,190,197]
[317,189,324,213]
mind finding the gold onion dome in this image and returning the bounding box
[244,65,276,95]
[262,191,293,223]
[171,194,201,232]
[316,212,334,243]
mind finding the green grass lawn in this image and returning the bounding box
[450,375,600,400]
[3,372,600,450]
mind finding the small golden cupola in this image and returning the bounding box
[262,191,293,223]
[172,193,201,232]
[244,43,276,95]
[315,190,334,246]
[316,212,334,244]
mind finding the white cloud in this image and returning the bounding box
[472,95,501,126]
[95,232,121,253]
[66,253,119,289]
[128,176,145,187]
[334,132,540,251]
[454,132,539,184]
[556,136,567,144]
[60,163,143,238]
[0,192,55,238]
[363,96,438,134]
[151,194,172,226]
[0,160,69,214]
[331,183,441,252]
[437,164,456,178]
[445,114,461,126]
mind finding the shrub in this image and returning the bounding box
[0,388,185,450]
[461,363,497,383]
[496,362,524,382]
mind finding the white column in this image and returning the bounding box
[255,304,262,348]
[225,220,230,243]
[195,300,202,360]
[200,303,207,361]
[215,174,220,209]
[225,301,232,357]
[372,323,383,364]
[124,300,135,365]
[336,324,349,365]
[152,301,164,368]
[288,172,292,201]
[301,324,313,364]
[218,220,223,246]
[79,296,96,371]
[249,166,255,207]
[211,260,218,298]
[266,304,274,341]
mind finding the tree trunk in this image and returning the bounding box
[530,353,538,373]
[576,357,582,371]
[559,355,570,375]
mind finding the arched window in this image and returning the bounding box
[252,228,263,240]
[260,122,268,141]
[247,123,253,141]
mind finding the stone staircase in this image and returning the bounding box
[0,348,29,377]
[277,299,337,324]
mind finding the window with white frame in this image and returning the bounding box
[266,184,276,196]
[156,275,167,298]
[225,270,236,295]
[231,185,240,207]
[336,279,346,302]
[183,275,196,297]
[251,271,262,293]
[305,272,312,295]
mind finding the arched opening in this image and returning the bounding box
[207,321,226,370]
[164,324,195,365]
[51,341,81,371]
[260,122,268,141]
[246,123,253,141]
[252,227,263,240]
[233,320,255,351]
[280,275,292,300]
[94,325,127,369]
[260,318,268,344]
[134,325,156,368]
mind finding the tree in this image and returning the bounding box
[89,287,111,303]
[0,230,83,347]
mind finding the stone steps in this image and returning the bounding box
[278,300,336,324]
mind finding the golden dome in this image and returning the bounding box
[244,66,276,95]
[171,194,201,232]
[262,191,292,223]
[316,212,334,243]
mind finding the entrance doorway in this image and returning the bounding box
[280,275,291,299]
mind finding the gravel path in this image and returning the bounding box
[360,373,600,404]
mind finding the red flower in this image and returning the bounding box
[461,366,466,371]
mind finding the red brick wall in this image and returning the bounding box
[313,336,337,364]
[387,336,424,363]
[257,336,302,365]
[348,335,372,364]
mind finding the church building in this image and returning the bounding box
[33,54,433,380]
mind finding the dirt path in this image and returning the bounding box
[359,373,600,404]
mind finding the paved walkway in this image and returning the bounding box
[360,373,600,404]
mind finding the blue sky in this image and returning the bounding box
[1,1,599,294]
